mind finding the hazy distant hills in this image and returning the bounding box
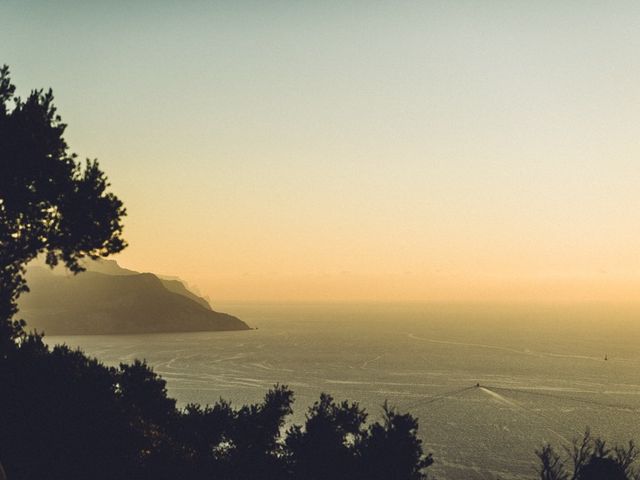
[78,259,213,310]
[18,260,250,335]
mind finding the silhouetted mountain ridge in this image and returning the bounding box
[19,261,249,335]
[82,259,213,309]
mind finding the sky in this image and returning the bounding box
[2,1,640,303]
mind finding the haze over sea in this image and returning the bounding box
[49,303,640,480]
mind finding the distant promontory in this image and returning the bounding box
[19,260,250,335]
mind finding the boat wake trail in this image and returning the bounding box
[480,386,571,444]
[479,387,518,408]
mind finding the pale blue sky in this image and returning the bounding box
[3,1,640,301]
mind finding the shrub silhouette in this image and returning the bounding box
[0,336,434,480]
[286,396,432,480]
[0,66,433,480]
[536,429,640,480]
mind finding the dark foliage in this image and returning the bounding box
[0,64,126,342]
[536,429,640,480]
[286,396,432,480]
[0,66,433,480]
[0,335,433,480]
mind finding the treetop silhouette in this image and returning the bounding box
[0,65,126,341]
[0,66,434,480]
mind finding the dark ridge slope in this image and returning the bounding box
[81,259,213,309]
[19,269,249,335]
[84,259,211,310]
[159,278,211,309]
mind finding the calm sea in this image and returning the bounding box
[47,303,640,480]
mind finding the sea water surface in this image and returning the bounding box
[48,303,640,480]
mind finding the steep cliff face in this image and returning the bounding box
[158,277,212,310]
[18,262,249,335]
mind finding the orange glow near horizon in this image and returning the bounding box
[5,2,640,304]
